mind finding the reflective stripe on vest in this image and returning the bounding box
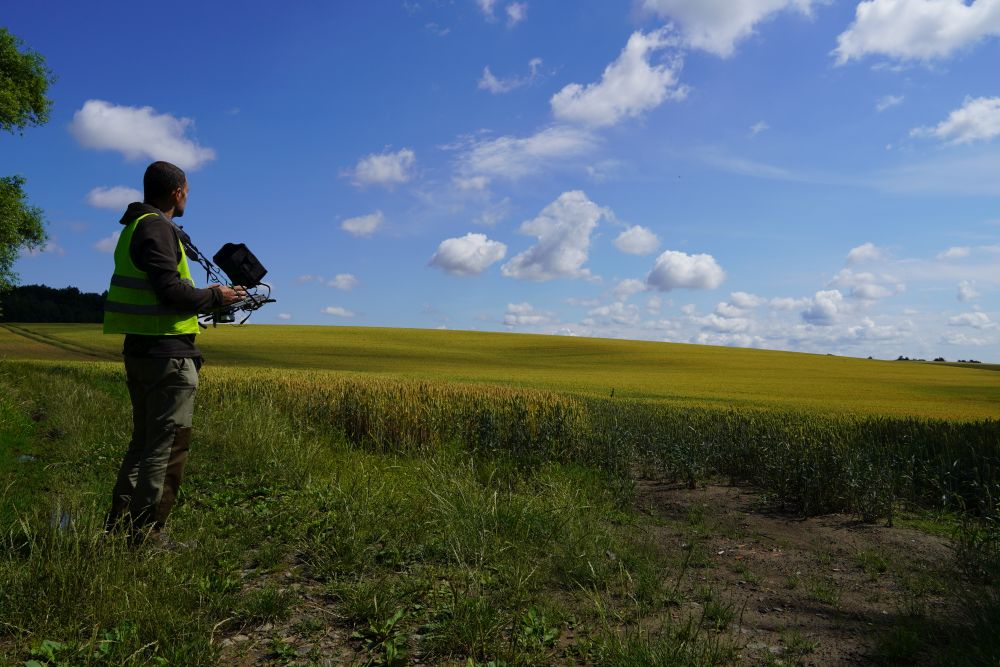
[103,212,201,336]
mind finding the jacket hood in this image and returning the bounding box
[119,202,164,225]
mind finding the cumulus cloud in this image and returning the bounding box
[501,191,609,281]
[550,28,687,127]
[749,120,770,136]
[834,0,1000,64]
[646,250,726,291]
[730,291,764,308]
[504,302,551,326]
[588,301,641,325]
[341,210,384,237]
[322,306,355,317]
[912,97,1000,145]
[770,296,808,310]
[640,0,819,57]
[695,312,752,333]
[478,58,542,94]
[613,225,660,255]
[69,100,216,170]
[613,278,647,301]
[828,268,904,301]
[87,186,142,210]
[94,231,121,253]
[347,148,416,187]
[846,242,884,264]
[276,313,292,321]
[328,274,358,290]
[801,289,845,325]
[456,126,597,179]
[958,280,980,302]
[876,94,904,112]
[948,311,996,329]
[430,232,507,276]
[938,246,971,260]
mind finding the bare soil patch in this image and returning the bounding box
[636,480,960,665]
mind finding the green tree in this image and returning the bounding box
[0,27,55,292]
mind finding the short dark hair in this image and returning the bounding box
[143,161,186,203]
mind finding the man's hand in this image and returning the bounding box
[212,284,247,306]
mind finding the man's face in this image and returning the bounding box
[172,181,189,218]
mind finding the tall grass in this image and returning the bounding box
[2,358,999,664]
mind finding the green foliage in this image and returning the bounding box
[0,284,107,323]
[0,176,47,292]
[0,28,54,134]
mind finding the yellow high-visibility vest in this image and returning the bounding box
[103,213,200,335]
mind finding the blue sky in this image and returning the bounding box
[4,0,999,361]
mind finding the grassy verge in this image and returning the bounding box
[0,360,737,665]
[2,358,998,664]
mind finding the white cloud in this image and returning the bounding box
[801,289,845,325]
[94,231,121,253]
[912,97,1000,145]
[20,240,65,257]
[640,0,819,57]
[478,58,542,94]
[828,268,904,301]
[613,225,660,255]
[86,186,142,210]
[846,242,884,264]
[276,313,292,321]
[341,211,384,237]
[322,306,355,317]
[958,280,980,302]
[347,148,416,187]
[475,197,511,226]
[456,126,597,179]
[876,94,904,112]
[588,301,641,325]
[328,274,358,290]
[69,100,216,170]
[749,120,770,136]
[941,332,993,346]
[506,2,527,26]
[477,0,497,20]
[646,250,726,291]
[730,291,764,308]
[504,302,551,326]
[715,302,748,318]
[770,296,808,310]
[695,312,752,333]
[938,246,971,260]
[613,278,647,301]
[834,0,1000,64]
[550,28,687,128]
[430,232,507,276]
[501,191,610,281]
[948,311,996,329]
[681,304,697,315]
[296,275,318,284]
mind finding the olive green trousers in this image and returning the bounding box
[105,357,199,535]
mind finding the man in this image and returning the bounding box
[103,160,244,544]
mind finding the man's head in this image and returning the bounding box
[143,161,188,218]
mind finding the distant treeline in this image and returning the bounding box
[0,284,105,322]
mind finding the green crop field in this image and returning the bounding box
[2,322,997,419]
[2,322,999,665]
